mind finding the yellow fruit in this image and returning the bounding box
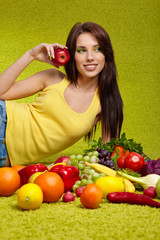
[85,162,135,193]
[17,183,43,210]
[28,172,43,183]
[48,162,66,170]
[95,176,124,198]
[117,176,135,193]
[85,162,116,177]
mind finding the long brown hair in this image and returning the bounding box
[65,22,123,140]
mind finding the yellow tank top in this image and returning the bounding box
[5,77,100,166]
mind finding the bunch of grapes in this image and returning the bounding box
[69,152,105,191]
[96,147,115,170]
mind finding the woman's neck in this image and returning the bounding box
[76,75,98,92]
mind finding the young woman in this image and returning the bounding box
[0,22,123,167]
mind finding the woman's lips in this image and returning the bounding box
[83,64,97,71]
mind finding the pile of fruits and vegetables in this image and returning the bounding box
[1,132,160,210]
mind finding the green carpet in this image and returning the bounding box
[0,189,160,240]
[0,0,160,239]
[0,0,159,159]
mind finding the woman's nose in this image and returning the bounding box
[87,50,94,61]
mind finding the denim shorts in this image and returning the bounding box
[0,100,7,166]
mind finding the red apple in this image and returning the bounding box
[54,156,70,164]
[52,48,70,66]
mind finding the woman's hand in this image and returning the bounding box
[29,43,68,68]
[0,42,67,99]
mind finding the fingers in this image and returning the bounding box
[45,45,53,59]
[43,43,68,60]
[45,57,59,69]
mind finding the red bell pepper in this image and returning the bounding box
[50,165,79,192]
[18,164,48,186]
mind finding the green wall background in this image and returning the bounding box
[0,0,159,160]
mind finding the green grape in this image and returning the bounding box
[92,151,99,157]
[88,152,93,156]
[75,180,81,186]
[86,166,91,169]
[87,175,93,180]
[83,155,90,162]
[83,168,89,174]
[90,156,98,163]
[81,174,88,180]
[83,168,92,175]
[76,154,83,160]
[99,173,106,177]
[93,177,100,182]
[72,184,79,192]
[71,159,79,167]
[92,172,100,182]
[83,166,92,171]
[93,172,100,178]
[87,179,94,184]
[75,161,80,167]
[78,163,85,170]
[89,169,95,175]
[80,179,88,186]
[70,154,76,160]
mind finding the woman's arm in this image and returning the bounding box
[0,43,66,100]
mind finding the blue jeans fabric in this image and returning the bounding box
[0,100,7,166]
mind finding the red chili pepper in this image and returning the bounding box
[107,192,160,208]
[50,165,79,192]
[18,164,48,186]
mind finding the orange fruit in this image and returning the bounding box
[0,167,20,196]
[80,183,103,209]
[34,172,64,203]
[17,183,43,210]
[12,165,25,172]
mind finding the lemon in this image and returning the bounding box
[17,183,43,210]
[95,176,124,198]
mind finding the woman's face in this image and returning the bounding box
[74,32,105,81]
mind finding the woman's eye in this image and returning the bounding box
[76,48,85,53]
[94,46,101,52]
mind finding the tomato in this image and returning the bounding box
[125,152,145,171]
[124,150,130,156]
[111,146,125,159]
[111,146,130,169]
[117,154,126,169]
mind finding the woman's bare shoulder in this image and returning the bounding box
[43,69,66,88]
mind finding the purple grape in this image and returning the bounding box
[110,166,115,170]
[98,153,103,158]
[109,162,114,167]
[99,158,105,164]
[106,152,111,158]
[96,147,102,153]
[101,149,109,157]
[105,160,111,165]
[97,148,115,169]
